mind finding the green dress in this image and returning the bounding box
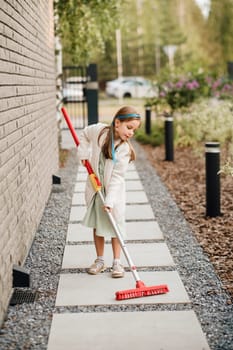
[82,152,126,238]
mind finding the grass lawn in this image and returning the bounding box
[99,95,147,122]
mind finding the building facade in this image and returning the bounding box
[0,0,58,325]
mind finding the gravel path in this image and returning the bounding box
[0,142,232,350]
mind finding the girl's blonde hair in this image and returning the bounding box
[98,106,141,162]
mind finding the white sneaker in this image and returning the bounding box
[88,259,106,275]
[111,261,125,278]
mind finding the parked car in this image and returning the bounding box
[106,76,156,99]
[62,76,86,102]
[105,77,132,97]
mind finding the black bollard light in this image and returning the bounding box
[145,106,151,135]
[164,114,174,161]
[205,142,221,217]
[86,63,98,125]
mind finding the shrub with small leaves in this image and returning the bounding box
[176,99,233,145]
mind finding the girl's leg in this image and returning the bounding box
[111,237,124,278]
[111,237,121,259]
[88,229,106,275]
[93,229,105,256]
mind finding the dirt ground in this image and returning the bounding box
[142,144,233,302]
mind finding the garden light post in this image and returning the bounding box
[205,142,221,217]
[164,114,174,161]
[86,64,98,125]
[145,106,151,135]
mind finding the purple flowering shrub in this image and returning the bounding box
[159,78,200,110]
[205,76,233,100]
[147,74,233,111]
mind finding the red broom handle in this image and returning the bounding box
[61,107,101,188]
[61,107,80,147]
[84,160,94,175]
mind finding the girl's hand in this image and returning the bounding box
[81,159,87,166]
[103,206,112,213]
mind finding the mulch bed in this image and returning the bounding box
[142,144,233,301]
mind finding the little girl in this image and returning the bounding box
[77,106,141,278]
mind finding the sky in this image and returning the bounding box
[194,0,211,18]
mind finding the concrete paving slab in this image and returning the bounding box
[69,206,86,222]
[75,164,137,180]
[72,190,148,206]
[126,180,144,191]
[66,221,163,242]
[125,171,140,180]
[126,191,148,203]
[126,204,155,220]
[62,243,175,269]
[55,271,189,306]
[47,310,210,350]
[126,221,164,240]
[128,162,136,171]
[72,192,85,205]
[66,223,92,242]
[69,204,155,222]
[74,182,85,192]
[75,180,144,192]
[76,172,88,182]
[77,166,86,173]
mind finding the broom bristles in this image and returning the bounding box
[115,282,169,301]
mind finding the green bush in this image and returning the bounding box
[137,99,233,176]
[136,99,233,151]
[176,100,233,146]
[135,121,164,147]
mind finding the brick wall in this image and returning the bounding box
[0,0,58,325]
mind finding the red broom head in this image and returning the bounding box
[115,282,169,301]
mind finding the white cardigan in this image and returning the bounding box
[77,123,131,220]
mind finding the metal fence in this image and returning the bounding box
[61,66,88,129]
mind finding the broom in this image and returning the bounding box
[61,107,169,300]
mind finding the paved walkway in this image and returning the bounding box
[47,157,210,349]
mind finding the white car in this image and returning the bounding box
[106,76,156,99]
[63,76,86,102]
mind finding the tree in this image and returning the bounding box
[54,0,233,82]
[54,0,122,66]
[206,0,233,72]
